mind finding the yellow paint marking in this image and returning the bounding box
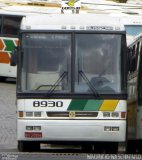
[99,100,119,111]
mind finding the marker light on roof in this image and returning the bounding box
[61,26,67,29]
[70,26,76,29]
[115,27,120,30]
[26,26,31,30]
[79,26,85,30]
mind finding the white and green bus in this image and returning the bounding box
[0,11,23,81]
[14,14,127,152]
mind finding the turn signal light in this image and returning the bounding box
[121,112,126,118]
[18,111,24,118]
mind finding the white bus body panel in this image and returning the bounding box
[17,99,127,142]
[17,119,126,142]
[20,14,125,31]
[0,63,16,78]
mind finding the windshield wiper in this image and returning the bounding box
[78,70,99,98]
[48,71,68,94]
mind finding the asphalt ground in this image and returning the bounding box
[0,78,17,151]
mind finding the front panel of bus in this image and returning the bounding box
[16,30,127,143]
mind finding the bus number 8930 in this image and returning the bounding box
[33,101,63,107]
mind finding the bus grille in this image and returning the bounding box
[47,111,98,118]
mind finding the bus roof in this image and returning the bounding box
[20,14,125,31]
[120,15,142,26]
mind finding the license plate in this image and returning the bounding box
[25,132,42,138]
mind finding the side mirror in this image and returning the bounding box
[10,48,17,66]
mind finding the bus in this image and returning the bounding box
[13,14,127,153]
[127,33,142,153]
[0,12,23,81]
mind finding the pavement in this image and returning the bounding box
[0,79,17,150]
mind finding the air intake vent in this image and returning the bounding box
[47,111,98,118]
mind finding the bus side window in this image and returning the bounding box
[128,45,137,73]
[3,16,22,36]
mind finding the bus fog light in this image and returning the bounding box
[26,126,33,130]
[34,112,41,117]
[33,126,41,131]
[111,112,119,117]
[112,127,119,131]
[103,112,110,117]
[104,126,111,131]
[25,112,33,117]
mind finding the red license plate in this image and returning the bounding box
[25,132,42,138]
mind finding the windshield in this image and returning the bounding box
[20,33,71,92]
[75,34,122,94]
[19,33,125,95]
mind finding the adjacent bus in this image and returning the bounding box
[14,14,127,153]
[0,12,23,81]
[122,15,142,44]
[110,14,142,44]
[127,33,142,153]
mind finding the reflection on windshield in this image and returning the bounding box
[75,34,121,94]
[21,33,71,92]
[47,71,68,94]
[78,70,99,97]
[20,33,124,95]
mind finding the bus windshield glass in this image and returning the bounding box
[19,33,125,95]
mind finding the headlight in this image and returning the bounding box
[103,112,110,117]
[25,112,33,117]
[26,126,33,130]
[112,127,119,131]
[34,112,42,117]
[104,126,111,131]
[111,112,119,117]
[33,126,41,131]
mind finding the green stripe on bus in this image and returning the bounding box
[84,100,103,111]
[67,99,87,110]
[3,39,16,51]
[67,99,103,111]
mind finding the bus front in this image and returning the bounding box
[17,15,127,152]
